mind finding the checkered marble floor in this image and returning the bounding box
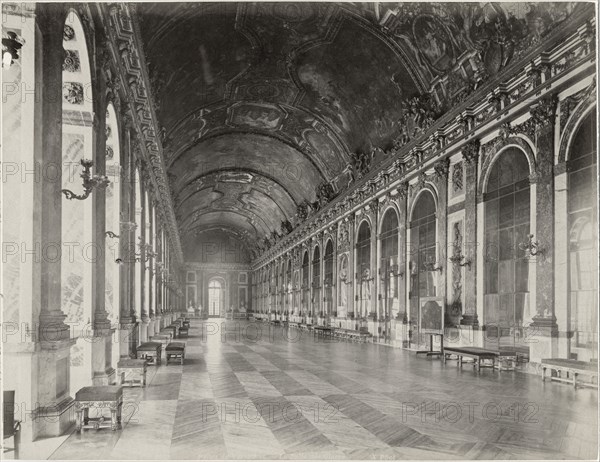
[49,320,598,460]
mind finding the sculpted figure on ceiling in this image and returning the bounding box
[380,2,579,84]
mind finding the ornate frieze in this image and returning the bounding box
[461,139,481,165]
[511,94,558,138]
[433,158,450,181]
[252,11,595,269]
[104,3,183,264]
[451,162,464,193]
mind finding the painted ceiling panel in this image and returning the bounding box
[136,2,425,257]
[169,133,324,206]
[296,18,419,153]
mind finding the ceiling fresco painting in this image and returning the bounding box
[136,1,583,259]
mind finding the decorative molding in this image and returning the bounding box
[103,3,183,264]
[251,10,595,270]
[461,139,480,165]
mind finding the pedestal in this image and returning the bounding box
[529,316,559,363]
[154,316,162,334]
[92,330,116,385]
[148,318,156,338]
[139,317,150,343]
[35,338,78,439]
[118,321,137,359]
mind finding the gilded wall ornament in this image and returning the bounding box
[63,82,84,105]
[62,49,81,72]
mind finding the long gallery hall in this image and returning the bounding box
[1,2,598,461]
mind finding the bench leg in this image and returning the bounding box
[542,367,546,381]
[573,372,578,389]
[75,409,83,432]
[111,408,118,431]
[458,356,462,368]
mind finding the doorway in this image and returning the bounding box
[208,279,224,317]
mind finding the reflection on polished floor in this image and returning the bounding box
[48,320,597,460]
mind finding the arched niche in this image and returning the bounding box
[482,147,531,347]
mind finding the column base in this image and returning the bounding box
[459,314,479,327]
[139,317,150,343]
[529,316,559,363]
[118,322,138,359]
[35,397,76,439]
[93,367,116,386]
[92,330,116,385]
[148,318,156,337]
[445,324,484,348]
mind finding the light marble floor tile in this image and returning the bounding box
[45,320,598,460]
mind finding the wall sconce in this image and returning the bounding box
[105,231,119,239]
[120,221,137,232]
[519,234,544,257]
[357,269,375,282]
[2,31,23,69]
[61,159,109,201]
[135,236,157,262]
[449,249,471,269]
[422,260,443,272]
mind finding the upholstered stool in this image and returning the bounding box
[163,325,177,339]
[166,342,186,365]
[158,329,174,341]
[136,342,162,365]
[178,327,189,338]
[117,358,147,387]
[150,334,170,350]
[74,386,123,432]
[170,324,181,336]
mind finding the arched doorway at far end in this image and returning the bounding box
[208,278,225,317]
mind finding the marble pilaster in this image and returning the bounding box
[460,140,480,327]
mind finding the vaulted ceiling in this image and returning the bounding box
[136,2,426,257]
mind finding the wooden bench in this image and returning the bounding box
[166,342,186,365]
[494,350,519,371]
[332,328,371,343]
[313,326,333,338]
[136,342,162,365]
[117,358,147,387]
[541,358,598,389]
[74,386,123,432]
[443,346,497,370]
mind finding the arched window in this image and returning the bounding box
[286,259,292,313]
[104,103,120,368]
[483,148,530,342]
[208,279,223,317]
[61,11,94,393]
[302,251,309,315]
[144,191,151,319]
[409,192,437,325]
[380,209,399,307]
[134,168,142,320]
[356,221,371,317]
[568,112,597,360]
[312,246,321,316]
[324,240,334,316]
